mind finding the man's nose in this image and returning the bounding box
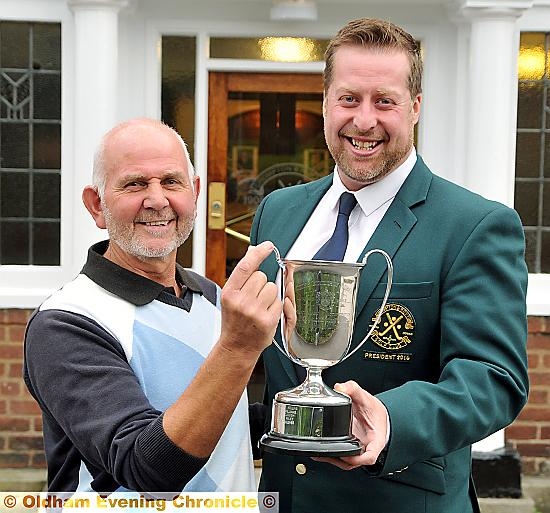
[143,183,169,209]
[354,102,377,132]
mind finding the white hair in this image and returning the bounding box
[92,118,195,197]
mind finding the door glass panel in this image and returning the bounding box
[225,91,332,276]
[210,37,329,62]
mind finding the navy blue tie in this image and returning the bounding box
[313,192,357,261]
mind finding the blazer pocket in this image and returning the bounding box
[371,281,434,300]
[382,457,446,495]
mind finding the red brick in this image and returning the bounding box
[0,400,6,414]
[541,426,550,439]
[8,325,25,343]
[8,436,44,451]
[506,424,538,440]
[30,452,46,468]
[0,326,7,341]
[516,443,550,457]
[527,334,550,350]
[0,344,23,359]
[0,453,29,468]
[33,417,42,432]
[543,354,550,367]
[0,381,21,396]
[8,363,23,378]
[528,353,541,369]
[0,418,30,431]
[528,316,547,334]
[528,372,550,386]
[528,389,549,404]
[10,400,41,415]
[517,407,550,422]
[5,309,31,325]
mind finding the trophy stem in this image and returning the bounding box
[301,366,326,396]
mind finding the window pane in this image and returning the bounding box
[517,83,542,129]
[34,73,61,119]
[210,37,329,62]
[524,229,538,273]
[1,172,28,217]
[542,231,550,273]
[0,221,29,264]
[1,123,29,168]
[33,123,61,169]
[519,33,545,80]
[514,181,539,226]
[33,23,61,71]
[32,221,59,265]
[0,22,29,69]
[0,21,61,265]
[543,183,550,226]
[516,132,541,178]
[33,172,60,218]
[0,72,31,120]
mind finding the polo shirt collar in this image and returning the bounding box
[81,240,206,306]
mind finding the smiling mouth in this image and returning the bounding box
[137,220,173,227]
[349,138,382,151]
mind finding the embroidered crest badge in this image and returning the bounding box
[369,303,415,350]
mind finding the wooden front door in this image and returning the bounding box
[206,72,331,285]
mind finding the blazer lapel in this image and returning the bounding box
[355,157,433,321]
[260,174,333,281]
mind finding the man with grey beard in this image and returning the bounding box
[24,118,282,494]
[251,17,528,513]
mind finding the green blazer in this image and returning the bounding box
[250,156,529,513]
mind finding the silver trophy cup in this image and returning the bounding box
[260,247,393,457]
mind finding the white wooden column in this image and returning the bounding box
[453,0,533,452]
[67,0,128,271]
[457,0,532,206]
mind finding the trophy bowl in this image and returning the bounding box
[260,249,393,457]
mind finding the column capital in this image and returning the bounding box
[67,0,129,11]
[451,0,533,21]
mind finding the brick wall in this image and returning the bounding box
[0,309,44,470]
[507,316,550,475]
[1,308,549,476]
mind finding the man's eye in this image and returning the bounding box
[341,95,355,103]
[377,98,393,105]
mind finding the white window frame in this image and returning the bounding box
[517,5,550,317]
[0,0,75,308]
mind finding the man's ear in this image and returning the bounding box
[82,186,107,229]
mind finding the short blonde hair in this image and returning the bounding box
[323,18,423,99]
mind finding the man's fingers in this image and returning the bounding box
[224,241,275,291]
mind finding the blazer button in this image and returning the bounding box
[295,463,307,475]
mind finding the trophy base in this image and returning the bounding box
[260,432,364,457]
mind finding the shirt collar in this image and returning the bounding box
[329,148,417,215]
[81,240,206,306]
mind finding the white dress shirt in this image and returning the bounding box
[286,148,417,262]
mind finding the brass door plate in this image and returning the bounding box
[208,182,226,230]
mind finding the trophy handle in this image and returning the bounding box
[269,246,304,365]
[340,249,393,363]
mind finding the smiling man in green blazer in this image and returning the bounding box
[250,18,529,513]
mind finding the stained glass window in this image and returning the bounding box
[0,21,61,265]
